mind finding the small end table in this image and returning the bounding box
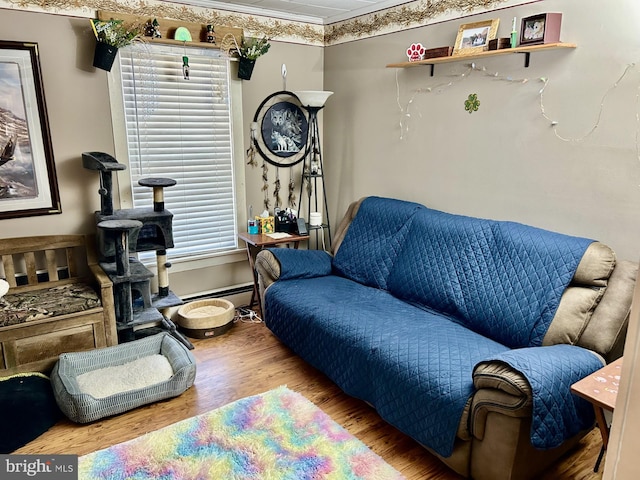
[571,357,623,472]
[238,231,309,310]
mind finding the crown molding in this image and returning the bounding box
[0,0,324,45]
[325,0,542,45]
[0,0,541,46]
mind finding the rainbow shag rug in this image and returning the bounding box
[79,386,405,479]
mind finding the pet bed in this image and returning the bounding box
[50,333,196,423]
[177,298,235,338]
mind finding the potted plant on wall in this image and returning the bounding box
[90,19,142,72]
[237,36,271,80]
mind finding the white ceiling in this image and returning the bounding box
[167,0,416,24]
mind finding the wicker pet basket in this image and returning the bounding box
[177,299,235,339]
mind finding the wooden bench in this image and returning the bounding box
[0,235,117,375]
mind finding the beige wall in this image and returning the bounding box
[324,0,640,262]
[605,277,640,479]
[0,8,323,298]
[323,1,640,477]
[3,1,640,475]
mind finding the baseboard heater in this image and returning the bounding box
[182,283,253,303]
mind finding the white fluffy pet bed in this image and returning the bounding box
[51,333,196,423]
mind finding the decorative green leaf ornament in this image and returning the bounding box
[465,93,480,114]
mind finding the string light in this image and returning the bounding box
[396,63,529,138]
[395,62,640,161]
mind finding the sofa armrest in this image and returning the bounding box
[255,249,281,291]
[471,361,533,440]
[256,248,332,283]
[473,361,533,398]
[473,345,603,449]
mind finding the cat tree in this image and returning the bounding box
[82,151,191,348]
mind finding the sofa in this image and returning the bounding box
[255,196,637,480]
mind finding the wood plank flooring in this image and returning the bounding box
[17,319,605,479]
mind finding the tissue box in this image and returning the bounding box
[255,216,275,234]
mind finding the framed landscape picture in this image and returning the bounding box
[0,41,60,220]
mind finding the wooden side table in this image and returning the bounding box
[571,357,623,472]
[237,231,309,310]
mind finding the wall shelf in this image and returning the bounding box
[386,42,576,76]
[98,10,242,51]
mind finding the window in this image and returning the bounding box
[116,43,238,261]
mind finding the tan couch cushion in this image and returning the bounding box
[578,259,637,360]
[543,286,605,346]
[544,241,623,356]
[573,241,615,286]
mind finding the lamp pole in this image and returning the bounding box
[295,91,333,249]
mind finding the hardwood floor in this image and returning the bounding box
[17,319,605,479]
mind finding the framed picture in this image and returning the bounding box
[252,91,309,167]
[520,13,563,46]
[452,19,500,56]
[0,41,60,220]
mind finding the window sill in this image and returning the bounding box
[140,249,247,274]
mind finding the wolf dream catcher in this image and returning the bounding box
[248,91,310,210]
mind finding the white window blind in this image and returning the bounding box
[119,44,237,261]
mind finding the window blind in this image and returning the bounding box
[119,44,237,261]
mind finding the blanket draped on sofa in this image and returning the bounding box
[264,197,601,457]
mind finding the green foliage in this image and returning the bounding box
[91,19,142,48]
[239,36,271,60]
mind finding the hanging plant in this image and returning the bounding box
[238,36,271,60]
[90,18,143,72]
[234,35,271,81]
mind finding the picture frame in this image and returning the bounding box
[452,19,500,56]
[252,91,309,168]
[520,13,563,46]
[0,41,60,220]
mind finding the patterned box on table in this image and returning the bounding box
[255,216,275,234]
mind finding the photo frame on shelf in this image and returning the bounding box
[452,19,500,56]
[252,91,309,168]
[520,13,563,46]
[0,41,60,220]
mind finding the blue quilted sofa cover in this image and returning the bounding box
[263,197,604,458]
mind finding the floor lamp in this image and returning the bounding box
[294,90,333,249]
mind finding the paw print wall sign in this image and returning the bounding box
[406,43,426,62]
[464,93,481,114]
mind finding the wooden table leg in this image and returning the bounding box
[593,406,610,472]
[245,243,261,308]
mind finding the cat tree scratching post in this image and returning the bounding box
[82,152,191,348]
[138,178,177,302]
